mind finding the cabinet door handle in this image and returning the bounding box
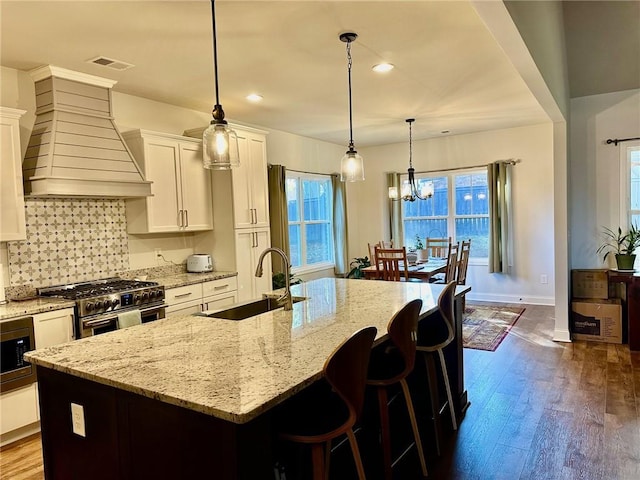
[253,208,257,224]
[178,210,184,227]
[185,210,189,227]
[253,232,258,248]
[214,284,228,290]
[174,292,193,298]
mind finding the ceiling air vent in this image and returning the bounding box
[87,56,134,71]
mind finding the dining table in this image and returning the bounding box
[362,258,448,281]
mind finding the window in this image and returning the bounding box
[627,144,640,227]
[286,173,334,270]
[401,170,489,258]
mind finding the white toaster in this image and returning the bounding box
[187,254,213,273]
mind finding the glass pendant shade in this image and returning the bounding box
[340,149,365,182]
[203,121,239,169]
[388,186,399,199]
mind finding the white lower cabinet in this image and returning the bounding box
[235,228,272,302]
[33,308,75,347]
[165,277,238,317]
[0,384,38,439]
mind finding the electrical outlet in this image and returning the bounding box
[71,403,86,437]
[540,274,548,284]
[154,248,162,265]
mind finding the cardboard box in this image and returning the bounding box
[571,299,622,344]
[572,269,609,299]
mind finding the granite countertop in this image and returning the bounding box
[25,278,466,424]
[0,297,76,321]
[149,271,237,289]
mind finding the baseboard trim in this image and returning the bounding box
[553,329,572,342]
[466,292,555,306]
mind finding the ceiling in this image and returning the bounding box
[0,1,636,147]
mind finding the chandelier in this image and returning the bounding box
[388,119,433,201]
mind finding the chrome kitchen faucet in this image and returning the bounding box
[255,248,293,311]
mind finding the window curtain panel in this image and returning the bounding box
[488,161,513,273]
[267,164,290,274]
[331,174,349,276]
[387,172,403,247]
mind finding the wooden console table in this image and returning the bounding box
[608,271,640,351]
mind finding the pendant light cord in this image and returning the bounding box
[346,40,354,148]
[408,120,413,168]
[211,0,220,107]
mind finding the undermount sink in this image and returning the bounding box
[198,296,306,320]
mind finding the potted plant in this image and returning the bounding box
[347,256,371,279]
[414,234,428,263]
[597,224,640,270]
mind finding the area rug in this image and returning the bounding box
[463,305,525,351]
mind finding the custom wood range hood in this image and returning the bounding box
[22,66,152,198]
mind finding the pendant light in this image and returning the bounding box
[339,32,365,182]
[388,119,433,202]
[203,0,239,170]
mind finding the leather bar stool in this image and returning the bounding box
[366,299,428,480]
[277,326,377,480]
[416,281,458,456]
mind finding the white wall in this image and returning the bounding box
[2,65,558,303]
[569,89,640,269]
[352,123,556,304]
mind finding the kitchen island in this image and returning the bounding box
[26,278,470,479]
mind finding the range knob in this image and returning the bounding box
[110,299,120,309]
[142,292,150,301]
[155,290,164,299]
[134,294,141,302]
[86,302,94,312]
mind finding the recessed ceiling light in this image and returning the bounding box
[246,94,263,102]
[372,63,394,73]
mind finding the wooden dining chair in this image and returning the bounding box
[430,241,459,284]
[366,299,428,479]
[374,247,409,282]
[425,237,451,259]
[457,239,471,285]
[415,282,458,456]
[277,326,377,480]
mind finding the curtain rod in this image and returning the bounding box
[411,159,520,175]
[270,165,333,177]
[606,137,640,146]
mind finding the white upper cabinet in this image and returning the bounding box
[232,131,269,229]
[0,107,27,242]
[123,130,213,234]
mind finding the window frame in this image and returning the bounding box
[400,167,489,264]
[621,141,640,229]
[286,171,335,274]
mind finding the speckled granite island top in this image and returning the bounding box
[25,278,463,424]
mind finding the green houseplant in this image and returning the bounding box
[414,234,428,262]
[347,256,371,279]
[597,224,640,270]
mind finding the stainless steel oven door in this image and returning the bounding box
[80,303,166,338]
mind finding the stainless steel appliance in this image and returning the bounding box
[1,316,36,393]
[39,278,166,338]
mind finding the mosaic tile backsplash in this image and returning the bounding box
[8,198,130,287]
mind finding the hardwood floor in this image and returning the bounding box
[0,433,43,480]
[1,303,638,479]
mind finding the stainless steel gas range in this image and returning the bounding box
[39,278,166,338]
